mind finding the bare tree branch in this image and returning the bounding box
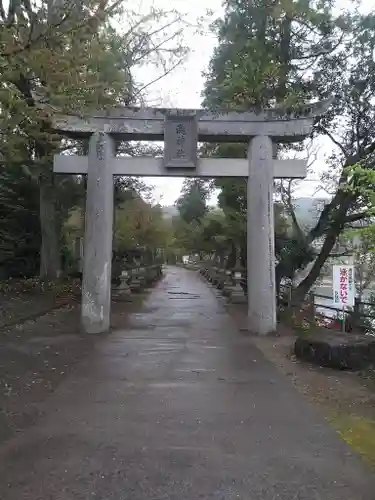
[344,212,371,224]
[316,124,348,157]
[280,179,306,243]
[133,57,184,99]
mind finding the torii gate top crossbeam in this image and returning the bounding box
[53,100,330,143]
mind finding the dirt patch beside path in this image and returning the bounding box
[0,279,81,329]
[0,303,89,444]
[0,294,147,445]
[225,301,375,468]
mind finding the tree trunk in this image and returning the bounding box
[218,250,225,267]
[276,15,291,103]
[293,226,340,304]
[227,242,237,268]
[275,264,282,303]
[240,239,246,268]
[39,168,62,279]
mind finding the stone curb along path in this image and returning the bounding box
[0,266,374,500]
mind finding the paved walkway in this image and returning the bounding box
[0,266,374,500]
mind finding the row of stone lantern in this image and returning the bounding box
[199,264,247,304]
[112,264,163,300]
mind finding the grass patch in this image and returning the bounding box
[329,413,375,468]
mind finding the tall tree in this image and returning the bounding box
[175,179,213,225]
[290,11,375,300]
[203,0,339,109]
[0,0,188,278]
[203,0,375,301]
[0,164,40,277]
[203,0,337,271]
[114,198,171,261]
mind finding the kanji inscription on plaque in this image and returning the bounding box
[164,114,198,168]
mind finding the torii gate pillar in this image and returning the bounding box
[82,132,115,334]
[247,136,276,335]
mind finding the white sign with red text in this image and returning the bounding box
[333,265,355,307]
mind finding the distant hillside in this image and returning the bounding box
[161,198,327,228]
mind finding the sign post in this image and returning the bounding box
[332,265,355,332]
[164,114,198,169]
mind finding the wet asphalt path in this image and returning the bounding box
[0,266,374,499]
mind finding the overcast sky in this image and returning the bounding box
[131,0,375,206]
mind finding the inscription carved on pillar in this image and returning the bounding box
[164,114,198,168]
[95,132,105,160]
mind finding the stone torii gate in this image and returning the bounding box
[53,103,329,335]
